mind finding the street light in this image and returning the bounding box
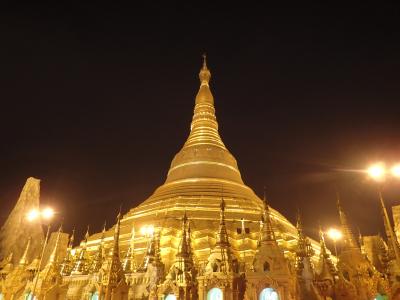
[366,162,400,182]
[327,228,342,257]
[366,162,400,269]
[26,207,55,299]
[41,207,55,220]
[140,225,154,237]
[391,164,400,178]
[367,163,386,182]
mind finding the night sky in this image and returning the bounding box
[1,3,400,243]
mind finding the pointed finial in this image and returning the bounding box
[100,222,107,242]
[117,204,123,220]
[263,186,267,203]
[68,228,75,248]
[336,190,341,210]
[114,209,122,238]
[49,225,62,264]
[202,53,207,69]
[199,54,211,84]
[336,193,358,250]
[102,220,107,235]
[318,223,325,242]
[178,212,189,256]
[296,209,303,230]
[183,210,188,225]
[85,225,90,240]
[19,237,32,266]
[260,192,276,243]
[318,224,329,256]
[187,221,191,235]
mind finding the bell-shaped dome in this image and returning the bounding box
[121,57,299,267]
[165,55,243,185]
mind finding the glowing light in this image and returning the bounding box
[207,288,223,300]
[140,225,154,236]
[391,164,400,178]
[327,228,342,241]
[367,163,386,181]
[27,209,40,222]
[42,207,55,220]
[147,225,154,236]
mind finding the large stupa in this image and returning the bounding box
[86,56,314,269]
[4,58,396,300]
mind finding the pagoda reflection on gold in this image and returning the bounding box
[1,57,400,299]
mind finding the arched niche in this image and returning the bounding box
[207,287,223,300]
[90,291,99,300]
[259,288,279,300]
[165,294,177,300]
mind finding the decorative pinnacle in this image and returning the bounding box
[178,212,189,256]
[115,210,121,236]
[199,53,211,84]
[84,226,90,241]
[68,228,75,249]
[182,211,188,229]
[263,186,270,212]
[100,221,107,242]
[49,225,62,264]
[103,221,107,231]
[220,197,226,225]
[260,187,276,242]
[296,209,303,232]
[19,237,32,266]
[336,194,358,250]
[202,53,207,69]
[319,225,328,255]
[263,186,267,203]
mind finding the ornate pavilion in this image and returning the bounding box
[1,57,400,299]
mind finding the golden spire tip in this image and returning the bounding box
[202,53,207,69]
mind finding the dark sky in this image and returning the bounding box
[1,3,400,243]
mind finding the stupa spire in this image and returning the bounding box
[60,229,75,276]
[186,221,193,261]
[103,210,126,296]
[90,222,106,273]
[18,237,32,267]
[165,55,243,184]
[379,194,400,265]
[71,225,89,275]
[260,188,276,242]
[295,211,314,274]
[48,225,62,265]
[318,226,328,257]
[316,226,336,279]
[178,212,189,256]
[199,53,211,86]
[123,225,137,273]
[216,197,229,247]
[336,196,358,250]
[69,228,75,248]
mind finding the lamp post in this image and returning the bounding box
[26,207,55,300]
[327,228,342,258]
[366,162,400,267]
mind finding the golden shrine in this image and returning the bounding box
[1,57,400,299]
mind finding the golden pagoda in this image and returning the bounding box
[2,57,400,300]
[84,56,313,269]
